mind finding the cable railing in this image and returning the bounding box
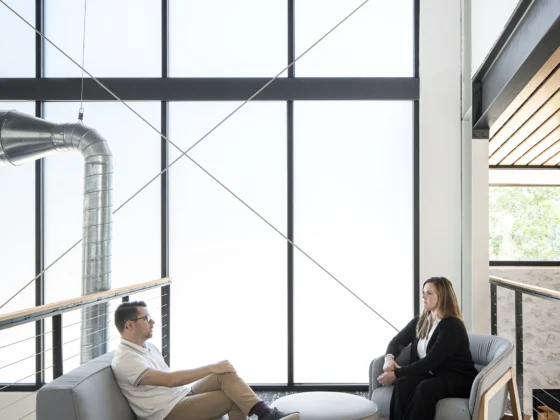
[0,277,170,407]
[490,275,560,420]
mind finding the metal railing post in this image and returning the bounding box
[490,283,497,335]
[52,314,63,379]
[515,291,523,411]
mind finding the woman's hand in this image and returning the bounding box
[377,371,397,386]
[383,359,400,372]
[383,355,399,372]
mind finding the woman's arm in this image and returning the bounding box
[385,316,418,359]
[394,317,464,378]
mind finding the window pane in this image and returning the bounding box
[0,102,36,383]
[296,0,413,76]
[490,186,560,261]
[169,102,287,383]
[0,0,34,77]
[170,0,287,77]
[45,0,161,77]
[294,101,413,382]
[44,102,161,375]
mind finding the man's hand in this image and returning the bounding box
[377,371,397,386]
[211,360,237,374]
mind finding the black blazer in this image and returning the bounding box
[386,316,478,380]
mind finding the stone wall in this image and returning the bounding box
[489,267,560,413]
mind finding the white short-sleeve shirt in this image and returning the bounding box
[111,339,190,420]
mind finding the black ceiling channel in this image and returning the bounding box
[472,0,560,139]
[0,77,419,102]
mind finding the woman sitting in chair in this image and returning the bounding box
[377,277,478,420]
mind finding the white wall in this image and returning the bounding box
[471,139,490,333]
[420,0,463,303]
[471,0,520,75]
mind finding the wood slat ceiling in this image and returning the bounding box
[489,47,560,167]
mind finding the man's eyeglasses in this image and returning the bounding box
[132,315,152,323]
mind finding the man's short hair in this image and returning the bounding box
[114,301,147,333]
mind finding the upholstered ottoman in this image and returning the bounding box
[272,391,379,420]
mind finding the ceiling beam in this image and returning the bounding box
[472,0,560,139]
[0,77,419,102]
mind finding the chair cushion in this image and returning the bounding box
[272,391,379,420]
[434,398,470,420]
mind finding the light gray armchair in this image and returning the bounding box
[37,351,227,420]
[368,333,518,420]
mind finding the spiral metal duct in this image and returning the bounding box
[0,110,113,363]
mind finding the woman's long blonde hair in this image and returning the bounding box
[416,277,463,339]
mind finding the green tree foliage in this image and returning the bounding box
[490,187,560,260]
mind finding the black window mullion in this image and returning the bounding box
[35,0,45,388]
[161,0,171,367]
[413,0,420,317]
[287,0,295,387]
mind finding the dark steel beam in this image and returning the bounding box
[472,0,560,138]
[0,77,419,101]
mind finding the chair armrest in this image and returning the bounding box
[368,346,411,400]
[469,345,514,420]
[368,355,385,399]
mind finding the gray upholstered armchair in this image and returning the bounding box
[37,352,227,420]
[368,333,517,420]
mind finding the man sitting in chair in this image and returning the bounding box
[111,301,299,420]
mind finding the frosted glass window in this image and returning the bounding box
[0,102,37,383]
[45,0,161,77]
[169,102,287,383]
[170,0,287,77]
[43,102,161,374]
[0,0,34,77]
[294,101,413,382]
[296,0,413,77]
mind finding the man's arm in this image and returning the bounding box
[138,360,235,388]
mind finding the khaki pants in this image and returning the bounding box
[165,373,260,420]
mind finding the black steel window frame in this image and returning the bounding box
[490,261,560,266]
[0,0,420,392]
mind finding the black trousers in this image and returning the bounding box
[389,373,473,420]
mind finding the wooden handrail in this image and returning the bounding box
[489,276,560,301]
[0,277,171,330]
